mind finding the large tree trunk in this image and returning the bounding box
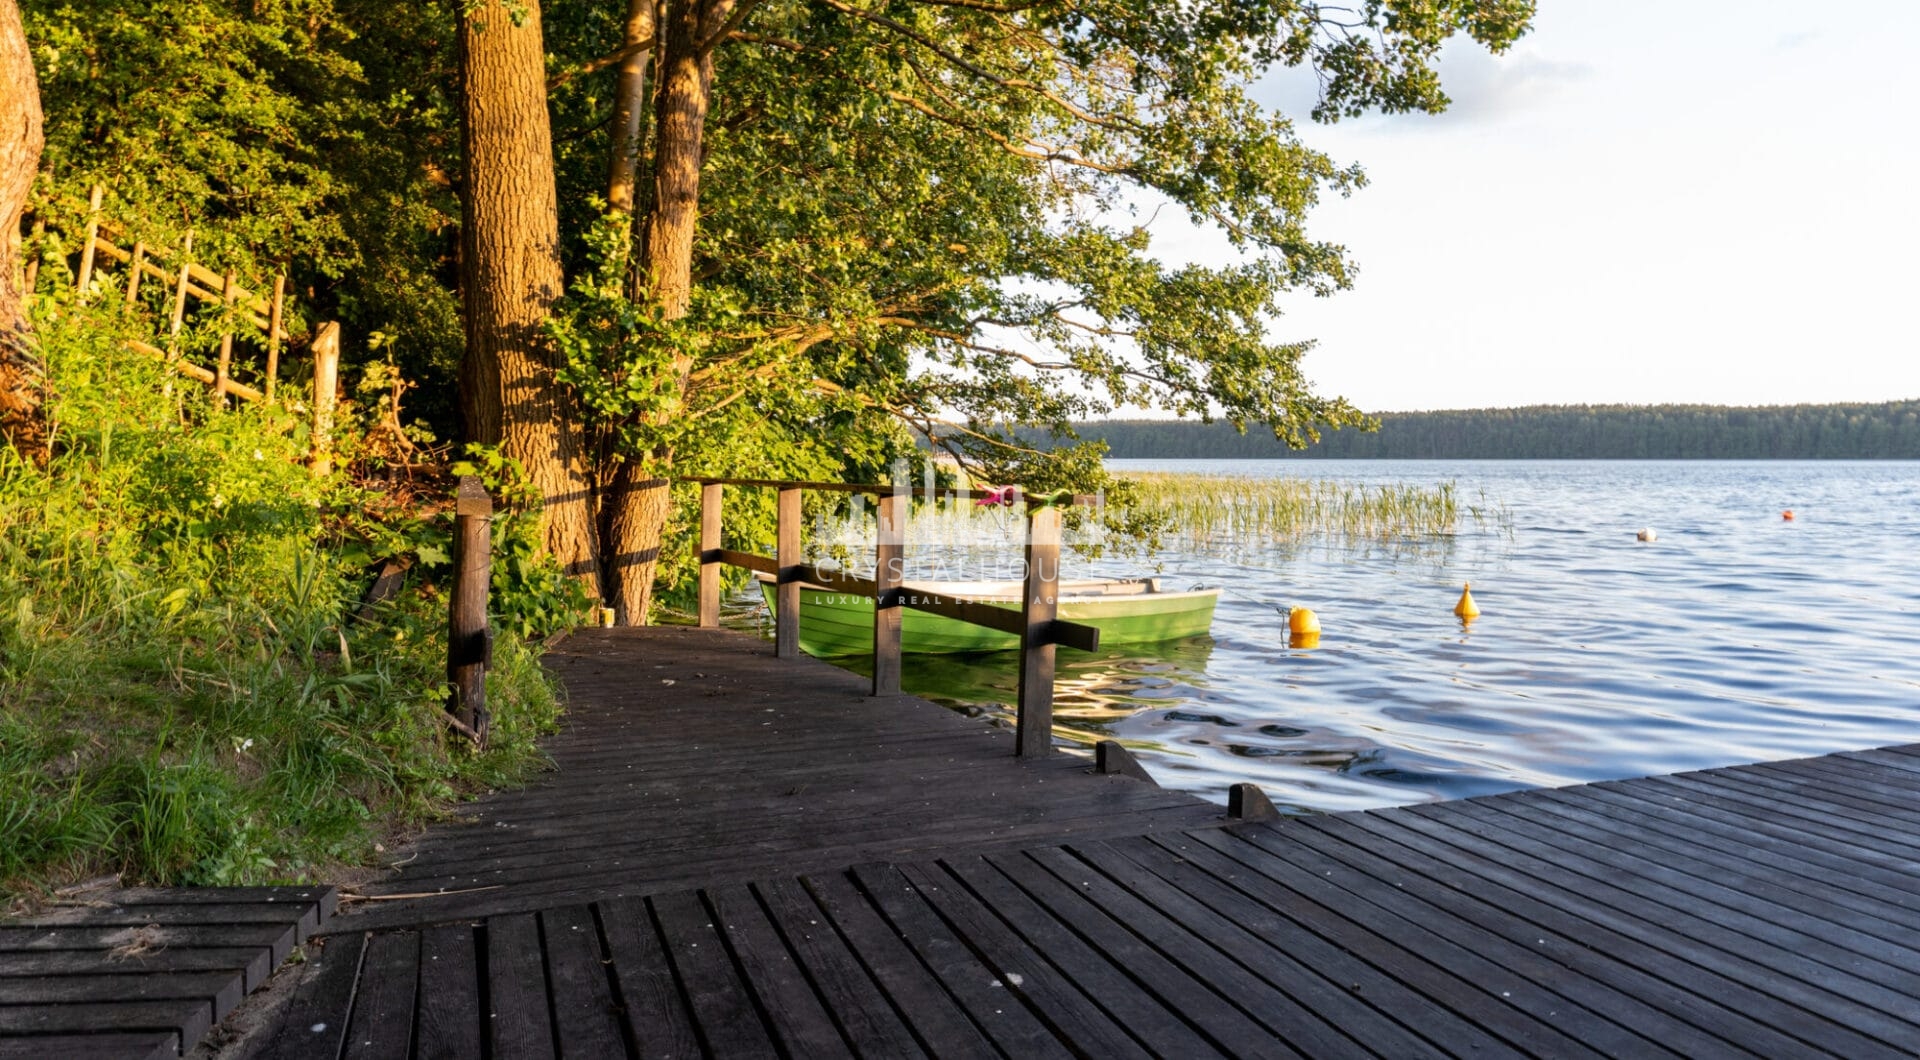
[0,0,45,462]
[459,0,601,592]
[600,461,673,624]
[599,0,731,624]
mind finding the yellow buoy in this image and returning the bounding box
[1289,630,1320,650]
[1453,583,1480,620]
[1288,606,1320,636]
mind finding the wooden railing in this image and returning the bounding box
[689,477,1103,757]
[25,185,344,470]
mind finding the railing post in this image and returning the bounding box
[872,484,905,695]
[449,476,494,747]
[775,486,802,658]
[1016,503,1062,757]
[698,483,722,627]
[309,322,340,475]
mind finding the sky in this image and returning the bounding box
[1145,0,1920,413]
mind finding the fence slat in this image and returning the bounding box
[265,275,286,403]
[75,185,102,299]
[124,243,146,305]
[22,218,43,294]
[214,270,239,405]
[310,322,341,475]
[168,231,195,349]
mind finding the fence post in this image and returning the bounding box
[775,486,802,658]
[214,270,238,406]
[265,274,286,404]
[872,484,905,695]
[76,185,102,299]
[168,230,195,352]
[124,243,146,306]
[309,321,340,475]
[448,476,494,746]
[22,218,43,294]
[1016,503,1062,757]
[698,483,722,627]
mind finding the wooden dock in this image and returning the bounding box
[7,626,1920,1056]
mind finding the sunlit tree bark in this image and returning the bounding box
[0,0,45,462]
[459,0,601,591]
[599,0,734,624]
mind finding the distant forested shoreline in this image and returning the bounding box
[1076,401,1920,459]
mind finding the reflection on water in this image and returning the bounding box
[828,637,1219,751]
[725,460,1920,814]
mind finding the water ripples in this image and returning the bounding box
[738,460,1920,813]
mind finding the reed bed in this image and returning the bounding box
[1124,472,1471,543]
[793,472,1493,582]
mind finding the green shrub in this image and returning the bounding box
[0,302,568,904]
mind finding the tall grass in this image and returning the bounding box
[0,302,566,906]
[791,470,1495,584]
[1125,472,1469,542]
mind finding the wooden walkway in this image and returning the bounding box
[9,627,1920,1057]
[338,627,1228,931]
[0,886,334,1058]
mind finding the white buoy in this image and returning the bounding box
[1636,527,1657,542]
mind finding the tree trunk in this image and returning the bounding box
[459,0,601,592]
[598,0,731,624]
[640,0,721,320]
[600,460,672,624]
[0,0,45,462]
[605,0,656,215]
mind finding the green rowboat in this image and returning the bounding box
[755,575,1218,656]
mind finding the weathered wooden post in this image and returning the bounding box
[265,274,286,404]
[309,322,340,475]
[75,185,102,299]
[697,482,722,627]
[775,486,802,658]
[213,270,238,405]
[1016,502,1062,757]
[167,231,195,352]
[124,243,146,306]
[448,476,493,746]
[22,217,43,294]
[872,482,906,695]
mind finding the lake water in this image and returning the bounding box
[734,460,1920,812]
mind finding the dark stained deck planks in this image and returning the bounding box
[12,625,1920,1058]
[333,627,1231,930]
[0,887,335,1058]
[249,754,1920,1058]
[249,627,1920,1058]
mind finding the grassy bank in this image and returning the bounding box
[0,308,575,907]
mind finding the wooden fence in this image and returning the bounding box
[690,477,1104,758]
[23,186,341,468]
